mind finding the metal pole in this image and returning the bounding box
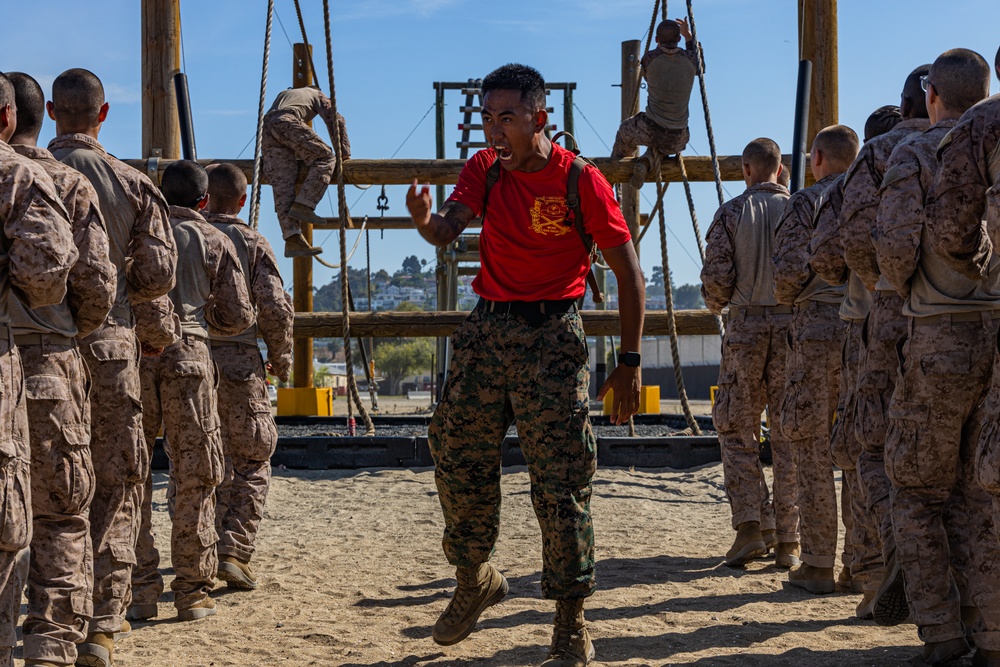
[791,60,812,193]
[173,73,196,160]
[563,85,575,146]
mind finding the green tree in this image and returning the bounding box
[673,283,706,309]
[402,255,423,276]
[376,338,433,395]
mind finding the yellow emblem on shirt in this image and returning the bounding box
[529,197,572,237]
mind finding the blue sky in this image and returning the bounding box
[2,0,999,292]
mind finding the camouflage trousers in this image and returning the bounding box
[611,113,689,159]
[713,308,799,543]
[855,291,906,581]
[80,326,145,635]
[137,336,223,612]
[20,340,94,665]
[429,306,596,600]
[131,354,163,610]
[780,300,845,568]
[262,110,334,239]
[0,338,30,666]
[212,343,277,563]
[887,314,1000,650]
[831,320,880,589]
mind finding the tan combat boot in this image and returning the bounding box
[761,529,777,552]
[774,542,801,569]
[432,563,508,646]
[76,632,114,667]
[114,619,132,640]
[922,637,970,665]
[288,202,327,225]
[284,233,323,257]
[177,596,217,622]
[541,599,594,667]
[126,602,158,621]
[725,521,766,567]
[855,588,878,620]
[872,549,908,626]
[628,156,650,189]
[218,555,258,590]
[788,563,835,594]
[25,662,66,666]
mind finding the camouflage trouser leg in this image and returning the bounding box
[212,344,277,563]
[131,355,164,608]
[856,291,907,567]
[262,112,334,239]
[611,113,690,159]
[21,343,94,665]
[0,341,31,665]
[716,311,799,541]
[781,301,845,568]
[887,316,1000,650]
[429,308,597,599]
[80,328,145,635]
[155,338,224,611]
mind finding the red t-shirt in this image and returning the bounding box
[449,144,631,301]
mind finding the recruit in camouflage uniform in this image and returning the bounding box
[206,210,292,588]
[877,112,1000,660]
[808,172,879,600]
[10,142,116,667]
[772,172,846,591]
[261,87,350,240]
[700,180,800,566]
[0,141,78,667]
[137,203,253,620]
[48,133,177,655]
[838,115,929,623]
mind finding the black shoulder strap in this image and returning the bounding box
[565,155,604,304]
[483,158,502,221]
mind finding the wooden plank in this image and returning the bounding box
[293,310,719,338]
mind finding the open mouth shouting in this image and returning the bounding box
[494,144,513,162]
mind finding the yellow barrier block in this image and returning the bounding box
[277,387,334,416]
[602,385,661,415]
[710,385,718,406]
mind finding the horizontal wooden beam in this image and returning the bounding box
[124,155,806,186]
[293,309,719,338]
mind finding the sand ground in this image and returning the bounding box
[19,462,947,667]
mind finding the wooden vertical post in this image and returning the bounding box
[141,0,182,160]
[292,43,314,390]
[621,40,642,257]
[799,0,838,146]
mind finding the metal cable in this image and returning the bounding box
[655,164,701,435]
[249,0,274,229]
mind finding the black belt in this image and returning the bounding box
[912,310,1000,326]
[733,305,793,317]
[475,297,577,326]
[14,332,76,347]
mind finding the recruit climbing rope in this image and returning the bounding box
[249,0,273,230]
[655,163,702,435]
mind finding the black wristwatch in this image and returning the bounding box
[618,351,641,368]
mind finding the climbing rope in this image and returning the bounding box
[686,0,724,207]
[249,0,273,230]
[655,164,701,435]
[677,156,724,336]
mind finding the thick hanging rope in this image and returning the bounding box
[655,164,701,435]
[249,0,273,230]
[686,0,724,207]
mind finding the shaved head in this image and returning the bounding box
[995,44,1000,78]
[0,74,15,142]
[7,72,45,143]
[51,68,105,130]
[161,159,208,209]
[901,65,930,120]
[655,20,681,47]
[0,74,14,115]
[812,125,860,173]
[929,48,990,114]
[864,105,902,142]
[742,137,782,176]
[206,163,248,212]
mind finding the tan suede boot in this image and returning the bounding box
[126,602,158,621]
[432,563,509,646]
[725,521,766,566]
[284,233,322,257]
[218,555,258,590]
[922,637,970,665]
[761,529,777,552]
[775,542,801,569]
[787,564,835,594]
[288,202,327,225]
[114,619,132,640]
[76,632,114,667]
[177,596,217,622]
[541,599,594,666]
[872,549,908,626]
[855,589,878,620]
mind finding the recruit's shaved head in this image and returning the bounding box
[901,65,930,120]
[742,137,782,176]
[656,20,681,46]
[0,74,14,114]
[995,44,1000,77]
[7,72,45,143]
[161,159,208,208]
[864,105,902,142]
[51,68,105,129]
[812,125,859,172]
[929,48,991,114]
[206,163,248,208]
